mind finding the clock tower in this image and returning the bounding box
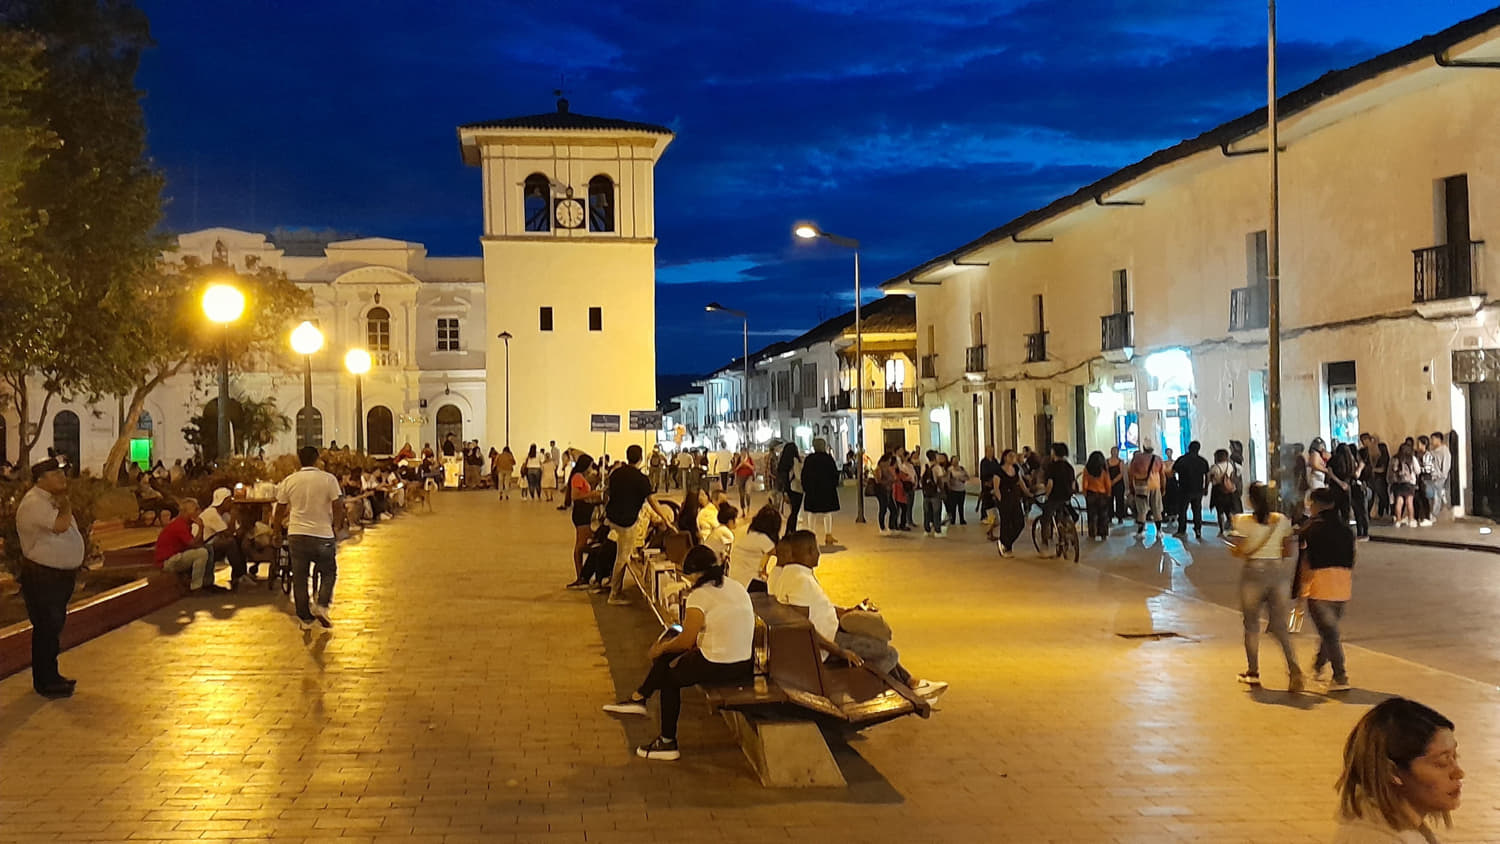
[458,98,674,455]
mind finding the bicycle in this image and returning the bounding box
[272,534,321,599]
[1030,497,1081,562]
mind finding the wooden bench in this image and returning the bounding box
[624,550,928,787]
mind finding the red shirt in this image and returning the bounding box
[154,516,198,565]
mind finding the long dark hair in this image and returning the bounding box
[747,505,783,543]
[777,442,800,478]
[527,444,537,459]
[1085,450,1106,477]
[570,453,594,479]
[1248,481,1272,525]
[678,490,703,542]
[683,544,724,591]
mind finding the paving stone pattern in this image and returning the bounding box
[1,490,1498,843]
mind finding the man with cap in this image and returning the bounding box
[15,458,85,698]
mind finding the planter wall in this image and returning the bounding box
[0,572,187,680]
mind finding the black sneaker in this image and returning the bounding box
[636,736,680,761]
[565,578,591,590]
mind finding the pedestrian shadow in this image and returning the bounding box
[145,585,281,636]
[1316,687,1400,707]
[1246,686,1327,710]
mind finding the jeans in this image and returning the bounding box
[1425,480,1448,520]
[19,560,77,688]
[606,520,643,600]
[1085,491,1111,539]
[1177,493,1203,535]
[1111,482,1127,522]
[835,630,911,684]
[1133,489,1162,528]
[161,547,212,590]
[923,493,944,532]
[876,488,893,530]
[736,475,752,511]
[638,650,752,740]
[288,535,337,622]
[527,469,542,498]
[1238,559,1300,677]
[1307,598,1348,684]
[945,490,966,525]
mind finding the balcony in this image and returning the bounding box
[821,392,852,413]
[1414,241,1485,317]
[1024,332,1047,363]
[964,344,986,374]
[863,388,917,410]
[373,350,401,368]
[1229,286,1268,332]
[920,354,937,379]
[1100,311,1133,354]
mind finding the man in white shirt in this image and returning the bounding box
[1427,431,1452,521]
[200,487,251,588]
[274,447,345,631]
[15,458,86,698]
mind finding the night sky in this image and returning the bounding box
[136,1,1496,375]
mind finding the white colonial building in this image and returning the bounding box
[884,8,1500,516]
[0,97,674,471]
[669,295,919,457]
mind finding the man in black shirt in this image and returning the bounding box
[606,444,675,605]
[977,445,1002,523]
[1171,441,1211,540]
[1041,443,1076,544]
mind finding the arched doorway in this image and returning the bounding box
[296,406,324,450]
[435,404,463,450]
[367,406,394,456]
[53,410,80,472]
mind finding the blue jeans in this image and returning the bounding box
[1308,599,1347,683]
[1238,559,1299,677]
[289,535,337,622]
[923,494,944,532]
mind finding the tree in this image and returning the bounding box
[182,393,291,462]
[98,255,310,481]
[0,0,164,474]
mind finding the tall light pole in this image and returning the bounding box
[705,302,749,443]
[201,283,245,463]
[497,331,512,448]
[794,222,866,524]
[1266,0,1284,503]
[345,348,371,454]
[290,321,324,448]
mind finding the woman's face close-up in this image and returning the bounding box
[1401,729,1463,817]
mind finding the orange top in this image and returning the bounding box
[1081,470,1111,495]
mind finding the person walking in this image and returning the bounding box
[15,458,86,698]
[1172,441,1211,540]
[1207,448,1241,534]
[988,449,1027,557]
[800,438,841,547]
[274,446,345,632]
[495,446,516,499]
[777,443,804,534]
[1128,445,1164,536]
[1301,488,1354,693]
[733,449,756,512]
[1081,451,1112,541]
[1229,482,1303,692]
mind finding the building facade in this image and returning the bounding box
[884,9,1500,516]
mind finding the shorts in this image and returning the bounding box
[1391,482,1415,497]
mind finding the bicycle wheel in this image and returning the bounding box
[1061,519,1080,562]
[278,546,293,596]
[1031,515,1056,555]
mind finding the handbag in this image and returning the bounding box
[838,609,892,642]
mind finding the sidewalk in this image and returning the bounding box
[1,490,1498,842]
[1369,516,1500,553]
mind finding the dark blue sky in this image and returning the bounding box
[137,1,1496,374]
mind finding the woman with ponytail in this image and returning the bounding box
[601,545,755,761]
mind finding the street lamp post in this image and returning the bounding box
[497,331,512,448]
[201,283,246,464]
[705,303,749,443]
[794,223,866,524]
[1265,0,1285,506]
[290,321,324,448]
[345,349,371,454]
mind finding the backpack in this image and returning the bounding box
[921,466,942,497]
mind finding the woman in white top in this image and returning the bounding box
[702,502,737,565]
[1229,482,1303,691]
[521,444,543,500]
[602,546,755,761]
[728,505,781,593]
[1334,697,1463,843]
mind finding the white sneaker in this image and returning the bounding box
[879,529,890,537]
[912,680,949,702]
[602,699,648,716]
[311,604,333,629]
[297,617,315,632]
[1419,519,1434,527]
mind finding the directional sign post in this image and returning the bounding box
[591,413,622,462]
[629,410,663,452]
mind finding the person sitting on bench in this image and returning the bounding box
[602,545,755,761]
[769,530,948,701]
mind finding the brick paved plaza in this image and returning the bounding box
[2,489,1499,843]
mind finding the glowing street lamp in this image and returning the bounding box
[793,222,866,523]
[345,348,372,454]
[202,283,245,463]
[290,321,324,448]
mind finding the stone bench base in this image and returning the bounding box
[720,710,846,788]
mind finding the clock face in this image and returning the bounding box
[554,199,585,229]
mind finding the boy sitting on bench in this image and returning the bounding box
[769,530,948,702]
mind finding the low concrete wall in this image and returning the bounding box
[0,572,187,680]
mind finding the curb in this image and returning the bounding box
[1367,534,1500,555]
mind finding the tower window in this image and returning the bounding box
[523,173,551,232]
[366,306,391,351]
[588,174,615,233]
[540,307,553,331]
[436,318,460,351]
[588,307,602,331]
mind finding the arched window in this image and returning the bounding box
[435,404,463,446]
[296,407,324,450]
[366,406,395,456]
[366,307,391,351]
[588,174,615,233]
[523,173,551,232]
[53,410,80,472]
